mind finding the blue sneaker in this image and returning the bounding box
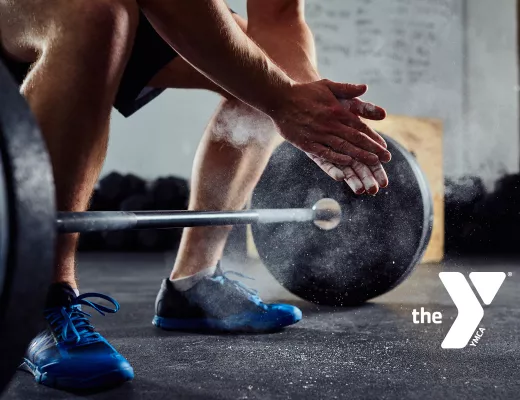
[19,283,134,390]
[153,264,302,332]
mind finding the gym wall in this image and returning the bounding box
[103,0,519,189]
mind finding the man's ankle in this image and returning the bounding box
[170,264,218,292]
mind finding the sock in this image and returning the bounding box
[170,265,217,292]
[46,283,79,308]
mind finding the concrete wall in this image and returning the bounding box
[102,0,519,188]
[464,0,519,187]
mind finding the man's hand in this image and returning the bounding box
[308,155,389,195]
[140,0,390,192]
[268,79,390,194]
[269,80,391,168]
[306,95,390,195]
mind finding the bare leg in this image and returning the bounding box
[0,0,138,286]
[171,101,280,278]
[150,3,320,279]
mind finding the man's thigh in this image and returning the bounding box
[0,4,177,118]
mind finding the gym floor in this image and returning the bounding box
[4,254,520,400]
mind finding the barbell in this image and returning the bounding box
[0,58,433,395]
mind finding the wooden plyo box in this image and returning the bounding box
[247,114,445,264]
[367,115,444,263]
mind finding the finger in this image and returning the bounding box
[326,124,391,163]
[321,134,380,165]
[337,109,388,149]
[322,79,367,99]
[341,98,387,120]
[306,153,346,181]
[342,166,365,195]
[350,161,380,195]
[369,162,389,188]
[306,143,355,166]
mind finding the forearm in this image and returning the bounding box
[139,0,294,114]
[248,20,320,85]
[247,0,319,83]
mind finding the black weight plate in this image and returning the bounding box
[0,61,56,394]
[252,136,433,306]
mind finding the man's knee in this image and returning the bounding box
[29,0,140,80]
[62,0,139,48]
[211,99,279,147]
[2,0,138,56]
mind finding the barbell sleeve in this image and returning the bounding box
[56,208,317,233]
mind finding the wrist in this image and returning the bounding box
[259,77,296,118]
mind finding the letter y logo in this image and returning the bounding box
[439,272,506,349]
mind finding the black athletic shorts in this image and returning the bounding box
[0,9,236,118]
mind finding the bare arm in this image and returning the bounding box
[139,0,391,165]
[141,0,292,115]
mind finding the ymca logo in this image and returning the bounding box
[439,272,506,349]
[412,272,507,349]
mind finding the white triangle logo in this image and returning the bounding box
[469,272,506,305]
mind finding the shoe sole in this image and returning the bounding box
[152,310,302,333]
[19,359,134,390]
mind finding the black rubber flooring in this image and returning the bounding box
[4,254,520,399]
